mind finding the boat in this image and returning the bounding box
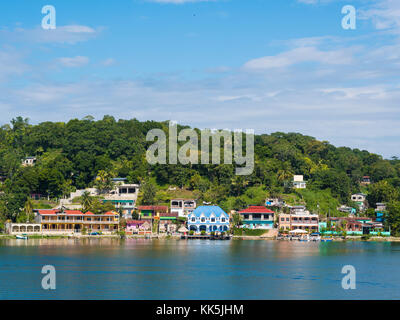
[310,233,321,241]
[16,235,28,240]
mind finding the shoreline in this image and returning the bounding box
[1,234,400,242]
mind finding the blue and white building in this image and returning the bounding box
[187,206,230,233]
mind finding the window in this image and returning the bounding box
[211,218,215,222]
[221,218,226,222]
[201,217,205,223]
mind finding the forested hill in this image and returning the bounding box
[1,116,400,223]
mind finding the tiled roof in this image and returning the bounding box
[138,206,168,212]
[159,212,178,217]
[36,209,117,216]
[238,206,274,214]
[37,209,58,215]
[191,206,227,218]
[104,211,119,215]
[64,210,84,215]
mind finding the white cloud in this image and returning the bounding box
[0,49,29,82]
[57,56,89,67]
[0,25,100,44]
[360,0,400,32]
[243,46,354,71]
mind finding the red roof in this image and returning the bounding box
[138,206,168,212]
[36,210,116,216]
[159,212,178,217]
[104,211,118,215]
[64,210,83,215]
[238,206,275,214]
[37,209,58,215]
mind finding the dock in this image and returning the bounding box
[181,234,232,240]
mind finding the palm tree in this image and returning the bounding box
[81,191,93,213]
[24,197,34,222]
[277,167,294,183]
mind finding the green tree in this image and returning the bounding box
[386,201,400,236]
[232,212,243,227]
[367,180,399,208]
[81,191,93,213]
[141,180,157,205]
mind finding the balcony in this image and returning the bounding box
[40,219,118,224]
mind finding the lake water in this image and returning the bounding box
[0,238,399,300]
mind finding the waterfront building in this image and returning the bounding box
[293,175,307,189]
[137,205,169,220]
[103,182,140,219]
[159,221,177,233]
[187,205,230,234]
[170,199,196,217]
[238,205,275,229]
[126,220,151,235]
[34,209,119,234]
[6,223,41,235]
[326,216,389,235]
[279,206,319,232]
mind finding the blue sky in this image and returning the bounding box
[0,0,399,157]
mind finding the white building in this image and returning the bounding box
[293,175,307,189]
[279,205,319,232]
[22,157,36,167]
[104,183,140,219]
[351,193,367,202]
[170,199,196,218]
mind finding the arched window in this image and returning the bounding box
[201,217,205,223]
[221,217,226,222]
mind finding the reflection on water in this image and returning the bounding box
[0,239,399,300]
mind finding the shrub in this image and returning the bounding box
[361,234,372,241]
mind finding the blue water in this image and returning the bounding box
[0,238,399,299]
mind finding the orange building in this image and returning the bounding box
[35,209,119,233]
